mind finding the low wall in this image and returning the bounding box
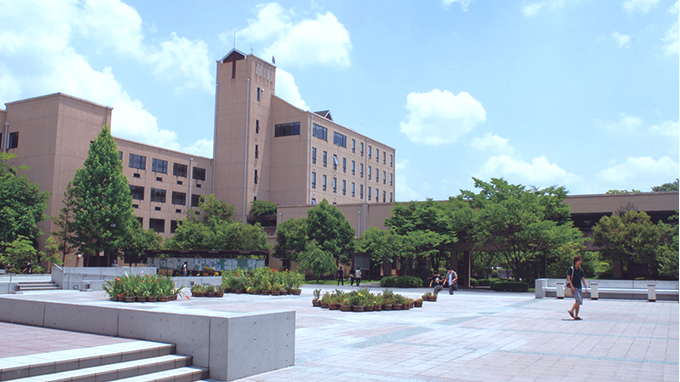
[535,278,679,301]
[0,296,295,381]
[52,267,156,291]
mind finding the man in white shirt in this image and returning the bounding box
[446,268,458,295]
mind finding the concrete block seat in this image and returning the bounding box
[0,341,211,382]
[535,279,679,301]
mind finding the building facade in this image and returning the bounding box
[0,49,396,266]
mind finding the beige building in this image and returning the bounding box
[214,50,395,223]
[0,49,396,266]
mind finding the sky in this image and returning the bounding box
[1,0,678,201]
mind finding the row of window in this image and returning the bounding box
[311,148,393,185]
[310,172,393,201]
[141,218,179,234]
[125,153,206,180]
[0,132,19,150]
[129,185,202,207]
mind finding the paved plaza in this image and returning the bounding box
[0,284,677,382]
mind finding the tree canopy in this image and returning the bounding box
[652,179,679,192]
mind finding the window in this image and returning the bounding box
[118,151,122,161]
[390,192,393,203]
[311,198,317,205]
[173,163,187,177]
[333,177,337,193]
[254,169,258,184]
[149,218,165,233]
[129,153,146,170]
[390,173,393,186]
[193,167,206,181]
[152,158,168,173]
[352,139,356,153]
[0,133,3,149]
[7,132,18,149]
[191,194,201,207]
[360,142,364,156]
[390,154,393,167]
[376,148,379,162]
[342,180,346,195]
[383,191,386,203]
[313,124,328,140]
[342,157,347,173]
[351,161,355,175]
[274,122,300,137]
[150,188,166,203]
[322,175,327,191]
[383,152,386,164]
[172,191,186,205]
[360,163,364,178]
[257,87,261,101]
[376,188,379,201]
[312,147,317,164]
[170,220,178,234]
[351,182,355,197]
[323,151,327,167]
[360,185,364,199]
[311,172,317,188]
[253,144,259,159]
[333,132,347,147]
[333,154,338,170]
[376,168,379,183]
[368,145,372,159]
[368,186,372,200]
[130,185,144,200]
[368,166,372,180]
[383,171,386,184]
[256,120,260,134]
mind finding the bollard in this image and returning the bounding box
[591,282,598,300]
[648,284,656,302]
[556,282,565,299]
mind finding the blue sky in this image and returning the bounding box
[1,0,678,201]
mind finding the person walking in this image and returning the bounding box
[181,261,188,277]
[354,267,362,287]
[567,255,588,320]
[337,266,345,286]
[446,268,458,295]
[429,271,443,294]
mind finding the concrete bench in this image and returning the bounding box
[536,279,678,301]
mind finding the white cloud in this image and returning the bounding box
[623,0,660,14]
[235,3,352,68]
[399,89,486,145]
[395,159,421,202]
[649,120,679,137]
[442,0,472,11]
[662,1,679,55]
[521,0,567,17]
[182,139,214,159]
[611,31,631,48]
[275,69,309,110]
[475,154,578,186]
[470,133,514,154]
[0,0,212,153]
[597,156,678,183]
[596,113,643,132]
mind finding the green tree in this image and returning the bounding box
[249,200,277,216]
[273,217,308,269]
[0,153,49,247]
[357,227,402,274]
[296,240,337,282]
[52,183,77,264]
[306,199,355,264]
[119,219,163,265]
[657,214,679,279]
[606,189,641,194]
[652,179,679,192]
[592,210,666,279]
[461,178,584,284]
[69,126,137,266]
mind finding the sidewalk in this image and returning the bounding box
[1,286,677,382]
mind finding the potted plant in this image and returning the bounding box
[321,292,332,308]
[382,289,394,310]
[191,284,205,297]
[215,284,225,297]
[290,271,305,295]
[205,283,216,297]
[392,294,404,310]
[312,289,322,307]
[414,298,423,308]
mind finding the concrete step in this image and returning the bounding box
[9,354,195,382]
[0,341,175,381]
[15,282,60,291]
[112,366,210,381]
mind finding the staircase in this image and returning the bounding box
[15,281,60,292]
[0,340,220,382]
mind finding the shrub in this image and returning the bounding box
[490,280,529,292]
[477,279,491,286]
[470,278,478,287]
[380,275,424,288]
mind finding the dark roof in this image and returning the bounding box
[220,49,247,63]
[314,110,333,121]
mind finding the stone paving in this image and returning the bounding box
[0,284,677,382]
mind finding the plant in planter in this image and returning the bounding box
[103,277,125,301]
[320,292,332,308]
[382,289,394,310]
[191,283,205,297]
[312,289,322,307]
[215,284,225,297]
[288,271,305,295]
[422,292,433,301]
[204,283,216,297]
[392,293,405,310]
[414,298,423,307]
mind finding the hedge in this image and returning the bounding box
[379,275,424,288]
[489,279,529,292]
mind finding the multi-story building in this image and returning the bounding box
[214,49,395,223]
[0,49,396,266]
